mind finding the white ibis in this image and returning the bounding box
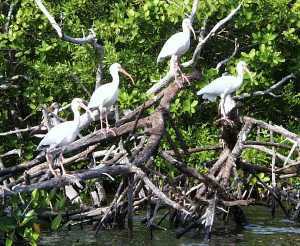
[157,18,196,86]
[37,98,93,176]
[197,61,251,120]
[88,63,134,133]
[48,102,62,127]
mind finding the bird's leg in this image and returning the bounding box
[177,64,190,85]
[218,95,234,126]
[171,56,183,88]
[58,149,80,185]
[46,151,58,177]
[220,95,226,117]
[104,110,116,136]
[98,106,106,134]
[174,58,183,88]
[173,56,190,86]
[58,151,66,175]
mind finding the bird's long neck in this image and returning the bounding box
[235,70,244,88]
[111,71,120,89]
[73,109,81,127]
[183,26,191,38]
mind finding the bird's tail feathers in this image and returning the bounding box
[197,90,217,102]
[202,94,217,102]
[196,89,204,96]
[157,56,164,63]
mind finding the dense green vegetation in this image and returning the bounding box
[0,0,299,244]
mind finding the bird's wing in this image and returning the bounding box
[197,76,235,96]
[157,32,186,61]
[37,121,75,150]
[88,83,112,109]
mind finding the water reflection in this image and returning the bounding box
[40,206,300,245]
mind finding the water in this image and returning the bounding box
[40,206,300,245]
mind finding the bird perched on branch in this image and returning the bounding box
[37,98,93,176]
[157,18,196,86]
[88,63,134,133]
[197,61,251,120]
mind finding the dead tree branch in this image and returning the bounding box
[235,74,295,100]
[182,3,242,68]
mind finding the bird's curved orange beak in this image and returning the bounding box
[79,101,95,120]
[120,68,134,84]
[189,24,196,40]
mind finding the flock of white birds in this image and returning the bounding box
[37,17,251,176]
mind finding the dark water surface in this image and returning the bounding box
[40,206,300,245]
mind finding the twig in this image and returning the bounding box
[127,174,134,238]
[246,145,296,165]
[0,125,41,136]
[243,141,291,149]
[270,126,276,187]
[254,173,289,218]
[216,38,239,71]
[235,74,295,100]
[133,167,190,215]
[244,116,300,146]
[283,142,297,167]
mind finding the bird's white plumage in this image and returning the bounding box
[88,63,123,111]
[197,61,249,102]
[37,98,87,151]
[88,82,119,110]
[87,63,133,131]
[157,18,195,63]
[37,121,79,150]
[197,75,242,102]
[157,32,190,62]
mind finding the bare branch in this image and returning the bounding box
[190,0,200,22]
[10,165,132,195]
[182,3,242,68]
[34,0,62,37]
[243,141,291,149]
[216,39,239,71]
[0,126,41,136]
[34,0,104,89]
[244,116,300,146]
[0,149,21,158]
[146,67,174,95]
[133,167,190,215]
[246,145,296,165]
[235,74,295,100]
[3,1,16,33]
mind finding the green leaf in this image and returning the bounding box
[5,239,13,246]
[31,189,39,202]
[21,210,36,226]
[51,214,62,231]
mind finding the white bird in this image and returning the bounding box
[88,63,134,133]
[157,18,196,85]
[49,102,61,126]
[197,61,251,119]
[37,98,92,176]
